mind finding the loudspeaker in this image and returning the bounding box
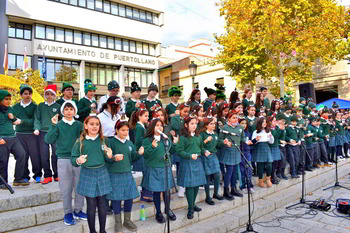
[299,83,316,102]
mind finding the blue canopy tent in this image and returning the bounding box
[316,98,350,110]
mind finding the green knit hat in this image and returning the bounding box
[168,86,182,97]
[61,82,75,92]
[108,80,119,91]
[216,90,226,100]
[276,113,286,121]
[84,79,96,94]
[308,116,316,122]
[290,114,299,122]
[0,90,11,102]
[308,102,316,109]
[20,84,33,95]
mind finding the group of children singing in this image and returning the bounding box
[1,81,350,233]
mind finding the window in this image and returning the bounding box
[130,41,136,53]
[106,66,113,84]
[9,22,32,40]
[36,24,45,39]
[128,68,134,86]
[69,0,77,5]
[119,4,126,17]
[16,24,24,38]
[46,26,55,40]
[83,32,91,46]
[39,58,79,82]
[108,37,114,49]
[8,54,32,70]
[98,64,106,84]
[123,39,129,52]
[92,34,99,47]
[141,70,147,87]
[55,27,64,42]
[65,29,73,43]
[143,43,149,55]
[140,10,146,22]
[8,54,16,70]
[150,45,155,56]
[103,0,110,13]
[95,0,103,11]
[74,31,82,44]
[126,6,132,18]
[100,35,107,48]
[115,38,122,50]
[136,42,142,54]
[8,22,16,37]
[147,71,153,86]
[60,0,68,3]
[87,0,94,9]
[135,69,141,85]
[153,14,159,25]
[133,8,139,20]
[24,25,31,39]
[146,12,152,23]
[111,2,118,15]
[78,0,86,7]
[85,63,119,85]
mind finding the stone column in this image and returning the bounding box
[79,60,85,99]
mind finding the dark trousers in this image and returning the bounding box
[0,137,26,184]
[336,145,343,157]
[299,142,306,172]
[86,195,107,233]
[271,161,278,181]
[276,146,287,175]
[306,147,314,169]
[286,145,300,176]
[17,133,42,180]
[39,132,58,178]
[324,140,329,155]
[344,143,349,156]
[318,142,328,164]
[224,164,238,188]
[329,146,336,162]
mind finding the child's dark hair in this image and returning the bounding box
[256,117,270,133]
[247,105,256,112]
[267,116,276,128]
[63,102,75,111]
[191,104,203,116]
[115,120,129,132]
[200,117,215,133]
[233,102,242,110]
[100,96,121,117]
[239,118,248,130]
[242,89,251,99]
[255,93,263,111]
[229,91,239,110]
[81,116,104,141]
[218,102,229,119]
[206,107,217,117]
[129,109,148,129]
[155,107,169,125]
[189,89,201,103]
[145,118,164,139]
[181,116,199,137]
[270,100,280,112]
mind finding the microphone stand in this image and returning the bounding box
[286,142,313,209]
[0,175,14,194]
[231,141,257,233]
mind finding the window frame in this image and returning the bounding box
[9,22,32,40]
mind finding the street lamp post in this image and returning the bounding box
[188,61,198,89]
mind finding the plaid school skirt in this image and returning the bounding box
[201,153,220,175]
[172,153,181,164]
[252,142,273,163]
[219,147,241,166]
[329,136,336,147]
[77,165,112,198]
[345,131,350,143]
[335,134,345,146]
[177,157,207,188]
[270,146,281,161]
[107,172,140,201]
[141,166,174,192]
[132,157,144,172]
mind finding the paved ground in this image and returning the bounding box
[231,175,350,233]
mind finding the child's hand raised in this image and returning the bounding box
[51,114,59,125]
[191,154,198,160]
[152,139,158,148]
[77,155,87,165]
[139,146,144,155]
[173,135,179,144]
[104,147,113,159]
[114,154,124,161]
[170,130,176,137]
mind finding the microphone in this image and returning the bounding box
[156,129,169,139]
[220,130,237,137]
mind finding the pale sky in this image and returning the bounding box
[162,0,225,47]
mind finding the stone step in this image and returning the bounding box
[8,159,349,233]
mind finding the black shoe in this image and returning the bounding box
[156,213,165,223]
[276,174,282,179]
[231,186,243,197]
[213,194,224,200]
[271,179,280,185]
[165,209,176,221]
[13,179,30,186]
[187,210,194,219]
[193,206,202,212]
[205,198,215,205]
[305,167,312,172]
[281,174,288,180]
[291,174,300,179]
[223,187,234,200]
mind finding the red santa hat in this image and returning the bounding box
[44,85,57,97]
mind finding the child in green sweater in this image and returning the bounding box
[107,120,144,233]
[0,90,29,189]
[165,86,182,120]
[72,116,113,233]
[34,84,61,184]
[78,79,97,122]
[176,115,209,219]
[44,101,86,226]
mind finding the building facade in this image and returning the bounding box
[1,0,164,98]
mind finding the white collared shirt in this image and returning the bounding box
[62,117,75,126]
[86,135,99,140]
[20,100,31,108]
[137,122,146,129]
[247,116,255,121]
[97,110,120,137]
[84,96,95,103]
[146,97,156,102]
[131,98,140,103]
[115,136,127,144]
[171,102,179,107]
[206,130,214,135]
[45,101,55,106]
[191,132,195,137]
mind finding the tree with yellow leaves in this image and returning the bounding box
[215,0,350,97]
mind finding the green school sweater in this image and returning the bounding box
[315,126,325,142]
[203,98,214,112]
[165,103,178,118]
[34,102,61,132]
[200,131,219,153]
[243,98,254,115]
[304,125,316,146]
[134,123,146,150]
[0,108,16,138]
[320,118,330,136]
[263,97,270,109]
[56,98,79,106]
[270,128,282,147]
[246,116,257,134]
[125,99,139,119]
[188,100,200,108]
[142,137,170,168]
[107,137,141,173]
[170,115,184,136]
[176,135,205,159]
[78,97,97,122]
[71,136,111,168]
[143,98,162,121]
[218,124,245,147]
[285,126,300,143]
[335,120,345,135]
[12,102,37,133]
[45,120,83,159]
